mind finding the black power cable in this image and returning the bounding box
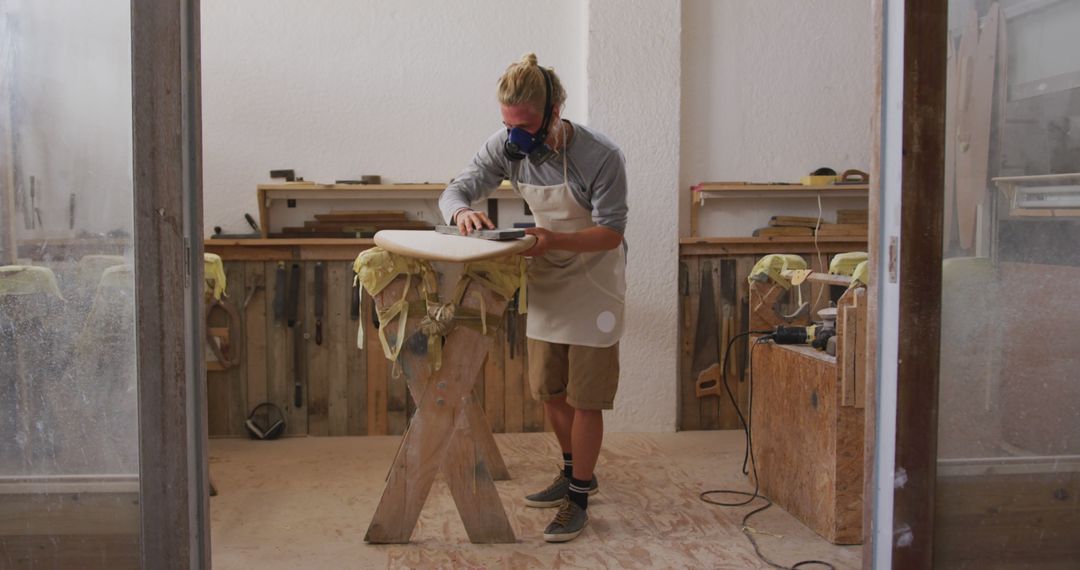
[699,330,837,570]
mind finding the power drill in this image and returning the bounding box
[767,325,835,351]
[768,325,816,345]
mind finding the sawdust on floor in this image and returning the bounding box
[209,431,862,569]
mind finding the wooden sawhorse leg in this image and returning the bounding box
[372,277,509,481]
[364,277,515,544]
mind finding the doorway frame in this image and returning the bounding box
[125,0,955,567]
[132,0,209,567]
[866,0,947,568]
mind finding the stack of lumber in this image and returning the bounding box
[751,211,869,238]
[836,209,869,225]
[273,210,434,238]
[753,216,819,237]
[815,224,869,238]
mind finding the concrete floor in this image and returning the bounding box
[209,431,861,569]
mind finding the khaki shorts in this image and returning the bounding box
[527,338,620,410]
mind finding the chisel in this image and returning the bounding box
[314,262,325,345]
[288,263,303,408]
[244,213,261,233]
[273,262,286,322]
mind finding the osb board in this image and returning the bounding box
[935,469,1080,567]
[834,403,866,544]
[752,342,864,544]
[207,260,536,437]
[208,432,863,569]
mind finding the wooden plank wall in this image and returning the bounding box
[207,261,545,437]
[678,252,846,431]
[935,469,1080,567]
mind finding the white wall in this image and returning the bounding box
[679,0,874,236]
[200,0,586,234]
[4,0,133,239]
[588,0,682,432]
[198,1,875,433]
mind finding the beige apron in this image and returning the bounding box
[512,149,626,348]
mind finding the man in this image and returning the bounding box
[439,53,627,543]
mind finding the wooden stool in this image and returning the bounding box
[358,231,535,544]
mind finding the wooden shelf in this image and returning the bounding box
[680,236,867,256]
[991,172,1080,184]
[205,238,376,262]
[256,181,520,238]
[693,183,868,202]
[689,182,869,237]
[992,172,1080,217]
[207,238,375,246]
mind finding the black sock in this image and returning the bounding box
[562,452,573,479]
[568,477,590,510]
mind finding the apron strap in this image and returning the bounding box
[509,160,522,193]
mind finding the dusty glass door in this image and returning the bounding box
[936,0,1080,567]
[1,1,141,567]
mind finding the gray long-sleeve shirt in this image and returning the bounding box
[438,121,628,234]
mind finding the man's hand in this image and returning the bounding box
[454,208,495,235]
[521,227,554,257]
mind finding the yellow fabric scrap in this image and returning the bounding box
[459,255,528,314]
[76,255,126,290]
[352,248,437,369]
[0,265,64,300]
[829,251,868,276]
[204,253,227,300]
[747,254,807,289]
[351,247,528,374]
[849,260,869,289]
[76,265,134,357]
[98,264,134,291]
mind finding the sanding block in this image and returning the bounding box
[435,225,526,241]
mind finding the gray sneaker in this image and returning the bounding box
[524,474,599,508]
[543,498,589,542]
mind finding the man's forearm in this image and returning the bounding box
[548,226,623,252]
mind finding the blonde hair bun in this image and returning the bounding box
[498,53,567,111]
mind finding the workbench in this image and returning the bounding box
[202,239,544,438]
[745,280,868,545]
[677,237,866,430]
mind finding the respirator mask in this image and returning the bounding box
[503,67,557,166]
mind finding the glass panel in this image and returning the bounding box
[1,1,140,568]
[937,0,1080,567]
